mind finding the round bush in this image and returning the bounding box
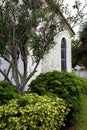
[29,71,84,125]
[0,81,19,105]
[0,93,69,130]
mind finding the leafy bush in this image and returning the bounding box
[79,78,87,95]
[29,71,84,125]
[0,93,69,130]
[0,81,19,105]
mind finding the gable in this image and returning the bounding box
[59,12,75,36]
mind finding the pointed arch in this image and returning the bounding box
[61,38,66,71]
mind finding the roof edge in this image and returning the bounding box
[59,11,75,35]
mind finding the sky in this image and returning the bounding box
[64,0,87,19]
[64,0,87,33]
[64,0,87,8]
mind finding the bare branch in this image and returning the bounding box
[4,64,12,80]
[0,68,12,84]
[0,53,12,65]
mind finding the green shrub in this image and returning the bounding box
[0,81,19,105]
[0,93,69,130]
[79,78,87,95]
[29,71,84,125]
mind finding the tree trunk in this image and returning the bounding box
[20,60,40,94]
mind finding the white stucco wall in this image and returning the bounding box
[27,50,42,82]
[42,29,72,73]
[0,58,9,80]
[0,29,72,83]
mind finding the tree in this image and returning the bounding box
[0,0,64,93]
[72,22,87,67]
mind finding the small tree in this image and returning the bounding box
[0,0,63,93]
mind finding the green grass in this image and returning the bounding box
[75,95,87,130]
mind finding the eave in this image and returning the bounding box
[59,11,75,36]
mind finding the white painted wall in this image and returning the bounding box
[42,29,72,73]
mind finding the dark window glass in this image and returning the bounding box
[61,38,66,71]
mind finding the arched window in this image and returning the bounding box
[61,38,66,71]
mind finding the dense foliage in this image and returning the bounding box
[29,71,84,125]
[0,81,19,105]
[0,93,69,130]
[72,22,87,67]
[80,78,87,95]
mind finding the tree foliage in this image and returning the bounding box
[0,0,63,93]
[72,22,87,67]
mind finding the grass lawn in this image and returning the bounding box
[76,95,87,130]
[68,95,87,130]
